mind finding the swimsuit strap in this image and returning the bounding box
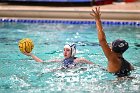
[120,57,131,70]
[115,57,131,77]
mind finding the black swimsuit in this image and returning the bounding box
[114,57,131,77]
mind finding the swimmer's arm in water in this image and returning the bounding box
[23,52,43,62]
[90,7,112,59]
[74,58,93,64]
[47,59,63,63]
[23,52,63,63]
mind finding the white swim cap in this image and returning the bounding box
[64,44,76,57]
[64,45,71,49]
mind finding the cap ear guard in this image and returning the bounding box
[70,44,76,57]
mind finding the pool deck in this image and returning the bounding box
[0,1,140,21]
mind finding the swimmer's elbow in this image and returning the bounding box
[78,58,93,64]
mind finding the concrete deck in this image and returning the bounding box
[0,1,140,21]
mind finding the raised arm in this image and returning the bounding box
[23,52,43,62]
[90,7,112,59]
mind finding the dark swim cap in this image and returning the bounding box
[112,39,129,54]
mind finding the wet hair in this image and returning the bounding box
[112,39,129,54]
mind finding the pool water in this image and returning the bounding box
[0,21,140,93]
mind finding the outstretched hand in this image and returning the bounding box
[90,7,101,20]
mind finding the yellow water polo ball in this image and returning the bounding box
[18,38,34,53]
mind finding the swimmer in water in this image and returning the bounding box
[23,44,93,69]
[90,7,134,79]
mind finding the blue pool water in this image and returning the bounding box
[0,19,140,93]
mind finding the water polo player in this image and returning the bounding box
[62,44,93,68]
[90,7,134,78]
[23,44,93,69]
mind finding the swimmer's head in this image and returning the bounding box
[111,39,129,54]
[64,44,76,58]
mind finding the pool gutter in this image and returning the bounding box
[0,9,140,21]
[0,2,140,21]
